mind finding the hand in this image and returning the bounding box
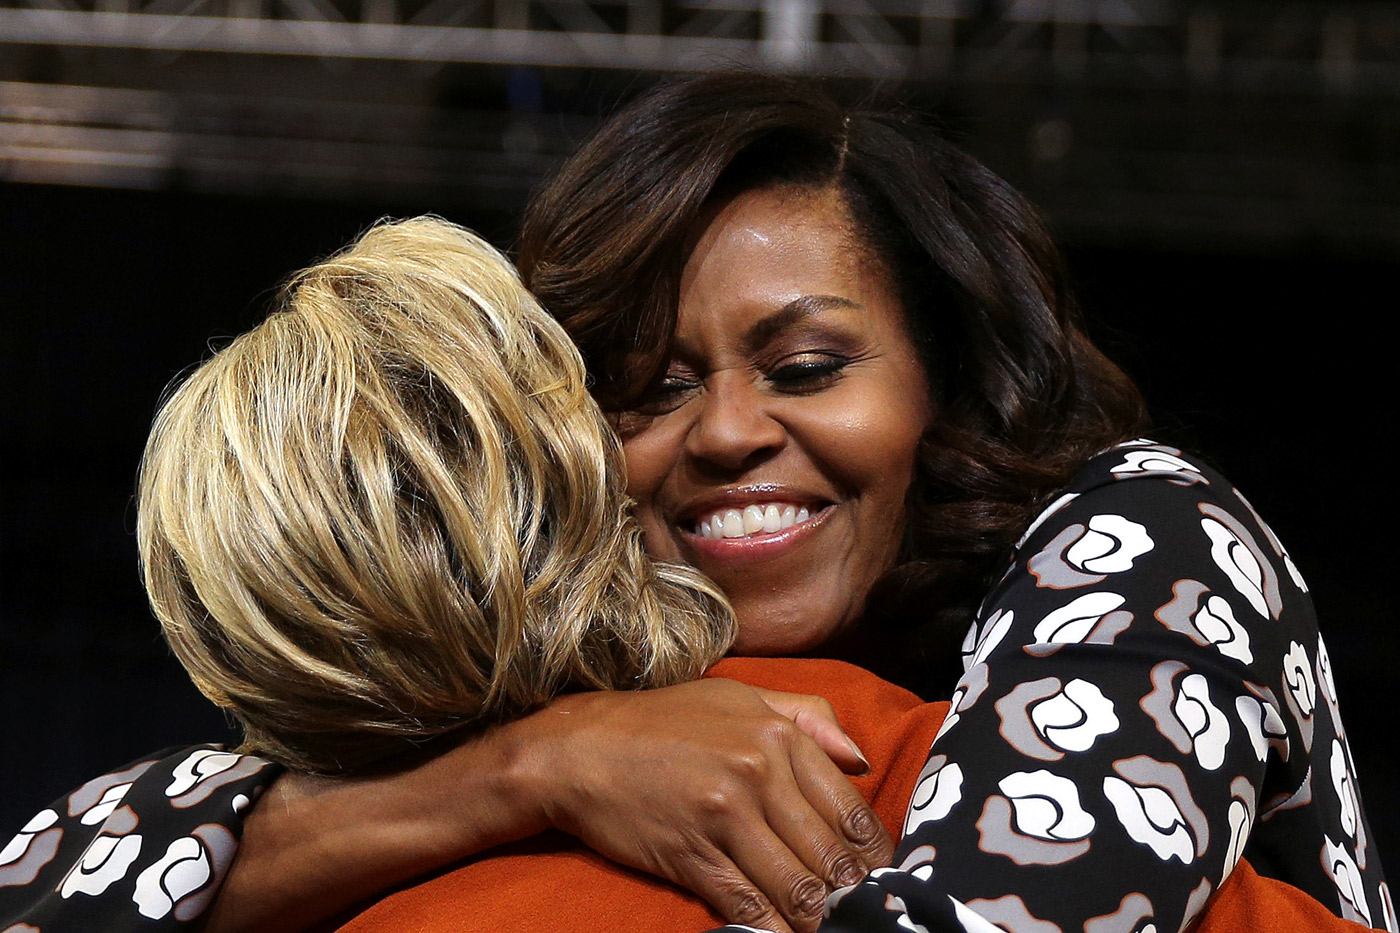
[746,684,871,776]
[514,678,894,933]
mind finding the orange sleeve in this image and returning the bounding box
[336,659,1371,933]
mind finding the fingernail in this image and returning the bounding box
[846,736,870,775]
[835,861,864,887]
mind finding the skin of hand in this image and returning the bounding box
[529,679,890,933]
[201,678,891,933]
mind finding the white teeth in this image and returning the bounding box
[694,502,819,539]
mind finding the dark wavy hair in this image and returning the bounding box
[517,73,1149,696]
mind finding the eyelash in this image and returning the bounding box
[643,354,850,410]
[766,355,849,391]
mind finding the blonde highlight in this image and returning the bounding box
[138,217,733,774]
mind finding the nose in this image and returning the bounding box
[684,371,786,471]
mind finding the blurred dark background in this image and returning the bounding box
[3,0,1397,877]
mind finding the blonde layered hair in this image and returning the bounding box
[138,217,734,774]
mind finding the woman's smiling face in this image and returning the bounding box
[620,184,933,655]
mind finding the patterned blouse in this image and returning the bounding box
[1,441,1391,933]
[717,440,1393,932]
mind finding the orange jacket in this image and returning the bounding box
[337,657,1366,933]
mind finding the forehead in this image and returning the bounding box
[677,185,898,338]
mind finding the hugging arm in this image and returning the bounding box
[1,680,890,933]
[204,678,889,933]
[709,443,1390,933]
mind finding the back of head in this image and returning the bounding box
[138,217,733,774]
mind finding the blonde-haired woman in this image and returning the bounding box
[139,215,732,776]
[3,217,842,929]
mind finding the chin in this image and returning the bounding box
[728,611,850,658]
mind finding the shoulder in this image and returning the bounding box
[1013,439,1309,619]
[1021,439,1252,545]
[965,439,1322,700]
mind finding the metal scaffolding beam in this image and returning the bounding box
[2,1,1397,252]
[1,1,1398,90]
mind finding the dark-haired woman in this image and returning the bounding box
[1,74,1389,933]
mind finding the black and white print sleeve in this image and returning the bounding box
[714,441,1393,933]
[0,744,280,933]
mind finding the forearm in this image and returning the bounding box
[202,722,551,933]
[203,680,890,933]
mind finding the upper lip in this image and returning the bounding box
[674,485,833,526]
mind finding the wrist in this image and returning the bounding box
[402,718,554,862]
[501,692,599,837]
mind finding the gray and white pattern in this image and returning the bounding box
[714,442,1390,933]
[0,747,277,932]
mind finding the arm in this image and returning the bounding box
[0,745,280,933]
[1,683,887,933]
[713,442,1389,932]
[201,725,545,933]
[203,677,891,933]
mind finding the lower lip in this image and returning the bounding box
[680,506,833,565]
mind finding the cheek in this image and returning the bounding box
[620,428,681,559]
[801,384,929,501]
[620,418,672,502]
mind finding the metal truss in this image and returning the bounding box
[2,1,1398,252]
[1,1,1398,92]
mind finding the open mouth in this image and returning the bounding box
[691,502,821,540]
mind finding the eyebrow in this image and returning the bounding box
[743,294,862,351]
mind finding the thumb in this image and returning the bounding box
[751,688,870,776]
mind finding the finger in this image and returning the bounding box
[753,689,868,775]
[672,847,797,933]
[761,781,870,892]
[722,826,833,933]
[788,735,894,870]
